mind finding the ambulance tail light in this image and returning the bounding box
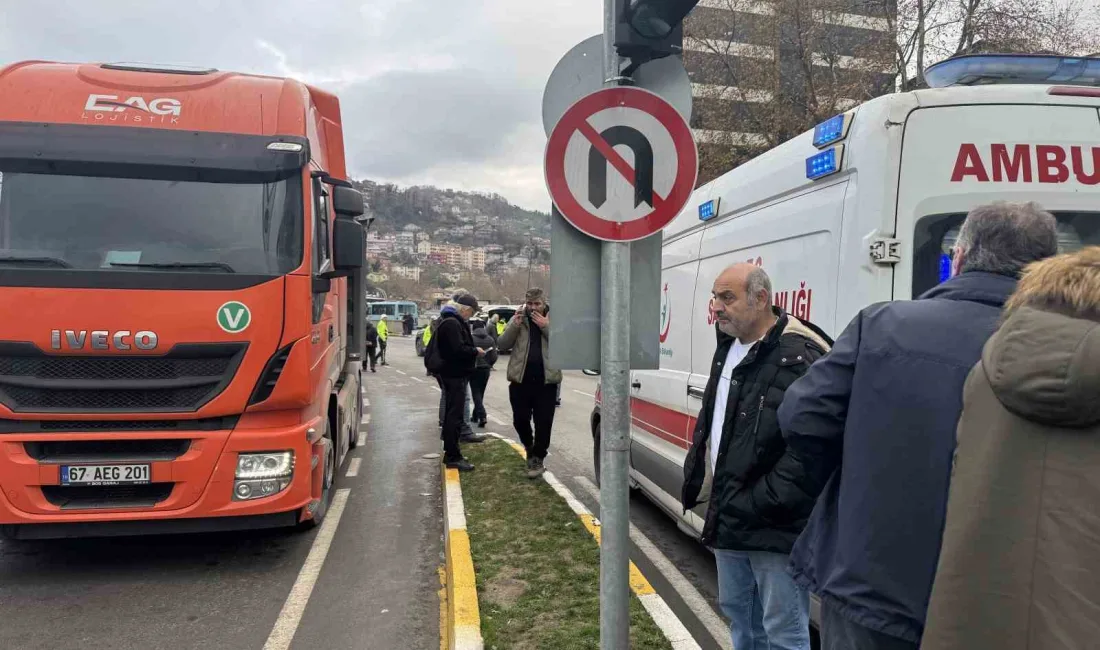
[805,145,844,180]
[812,113,852,149]
[1048,85,1100,97]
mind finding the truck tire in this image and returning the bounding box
[297,420,336,531]
[349,383,362,449]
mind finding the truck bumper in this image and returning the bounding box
[0,415,320,533]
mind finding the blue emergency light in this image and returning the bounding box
[924,54,1100,88]
[698,198,719,221]
[812,114,850,149]
[805,146,843,180]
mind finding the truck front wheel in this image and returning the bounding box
[297,420,336,531]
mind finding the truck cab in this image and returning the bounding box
[0,61,368,539]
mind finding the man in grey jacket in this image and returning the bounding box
[497,287,562,478]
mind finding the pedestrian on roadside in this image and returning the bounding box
[497,287,561,479]
[403,312,414,337]
[469,316,498,428]
[680,263,832,650]
[377,314,389,366]
[365,318,379,373]
[920,246,1100,650]
[775,201,1059,650]
[424,293,488,471]
[487,314,500,341]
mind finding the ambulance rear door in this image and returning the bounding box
[896,102,1100,299]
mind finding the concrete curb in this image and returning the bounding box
[442,465,484,650]
[486,433,701,649]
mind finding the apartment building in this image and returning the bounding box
[683,0,896,182]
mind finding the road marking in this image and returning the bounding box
[573,389,595,398]
[432,385,442,393]
[396,369,408,375]
[346,457,362,477]
[262,488,351,650]
[411,376,425,383]
[362,397,370,407]
[489,415,508,427]
[361,413,371,426]
[574,476,732,650]
[443,467,483,649]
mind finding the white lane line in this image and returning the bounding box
[395,369,407,375]
[489,415,508,427]
[573,389,595,398]
[262,488,351,650]
[411,376,425,383]
[574,476,732,650]
[361,413,371,426]
[362,398,370,407]
[346,457,362,477]
[432,385,442,393]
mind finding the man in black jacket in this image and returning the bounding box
[777,202,1059,649]
[681,263,831,650]
[428,293,485,471]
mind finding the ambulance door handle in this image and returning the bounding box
[687,386,706,400]
[631,381,642,390]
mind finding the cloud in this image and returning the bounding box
[0,0,601,210]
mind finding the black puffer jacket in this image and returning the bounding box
[471,322,498,369]
[681,308,831,553]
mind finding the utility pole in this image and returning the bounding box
[598,1,632,647]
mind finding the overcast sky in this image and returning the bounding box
[0,0,601,210]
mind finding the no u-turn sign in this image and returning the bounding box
[544,86,698,242]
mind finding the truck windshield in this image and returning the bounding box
[0,170,303,275]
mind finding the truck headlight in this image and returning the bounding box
[234,451,294,501]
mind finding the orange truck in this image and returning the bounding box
[0,61,369,539]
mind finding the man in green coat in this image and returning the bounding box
[496,287,562,478]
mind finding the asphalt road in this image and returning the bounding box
[0,335,727,650]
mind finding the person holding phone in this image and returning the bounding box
[496,287,562,479]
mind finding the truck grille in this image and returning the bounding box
[0,342,247,413]
[41,483,175,510]
[24,439,191,463]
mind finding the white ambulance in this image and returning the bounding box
[589,55,1100,539]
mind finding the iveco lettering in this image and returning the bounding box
[50,329,159,351]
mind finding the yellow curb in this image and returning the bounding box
[442,466,484,650]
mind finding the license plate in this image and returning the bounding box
[59,464,151,486]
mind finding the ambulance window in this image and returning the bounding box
[912,211,1100,296]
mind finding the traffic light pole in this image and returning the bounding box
[600,0,633,647]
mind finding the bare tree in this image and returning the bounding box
[685,0,1098,182]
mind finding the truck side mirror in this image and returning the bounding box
[332,218,364,272]
[332,186,365,217]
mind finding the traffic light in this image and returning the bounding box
[614,0,700,62]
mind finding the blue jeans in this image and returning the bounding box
[715,549,811,650]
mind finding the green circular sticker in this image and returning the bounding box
[217,301,252,334]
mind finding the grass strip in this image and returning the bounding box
[461,439,673,650]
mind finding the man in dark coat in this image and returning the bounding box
[776,201,1059,649]
[681,263,831,650]
[426,293,486,471]
[365,319,379,372]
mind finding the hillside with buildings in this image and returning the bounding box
[354,179,551,305]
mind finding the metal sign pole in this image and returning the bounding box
[600,0,632,647]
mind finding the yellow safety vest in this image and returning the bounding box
[496,320,506,336]
[377,319,388,341]
[422,325,432,345]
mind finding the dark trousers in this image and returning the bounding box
[469,368,490,423]
[822,601,918,650]
[379,339,387,364]
[509,381,557,460]
[366,344,378,370]
[439,376,468,460]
